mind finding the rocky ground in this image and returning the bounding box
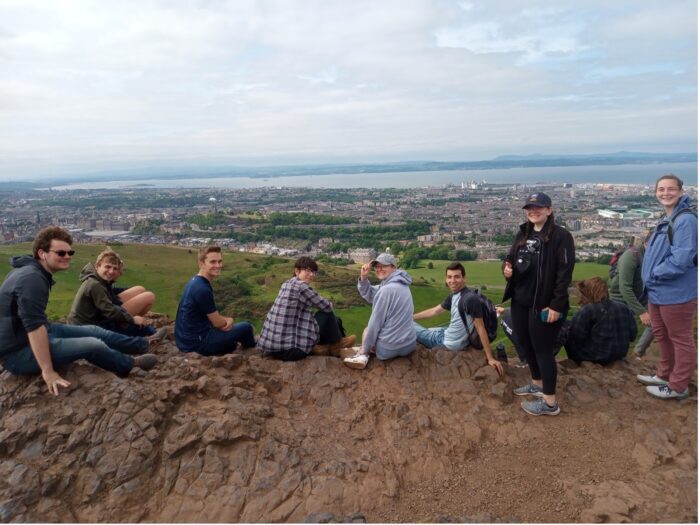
[0,319,696,523]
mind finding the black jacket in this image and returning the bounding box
[0,255,53,357]
[502,218,575,313]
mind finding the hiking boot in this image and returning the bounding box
[495,343,508,363]
[636,374,669,386]
[521,398,560,416]
[344,353,369,370]
[311,344,331,356]
[645,384,689,400]
[149,326,169,346]
[133,354,158,371]
[513,382,544,397]
[327,335,357,356]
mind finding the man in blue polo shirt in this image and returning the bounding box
[175,246,255,355]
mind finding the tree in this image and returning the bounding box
[427,261,434,269]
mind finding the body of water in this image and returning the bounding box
[48,162,697,190]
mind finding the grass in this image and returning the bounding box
[0,244,611,350]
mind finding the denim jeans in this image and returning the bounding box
[100,321,156,338]
[3,323,141,377]
[185,322,256,356]
[413,322,446,349]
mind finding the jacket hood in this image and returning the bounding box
[79,262,103,283]
[10,254,39,269]
[670,194,693,216]
[381,269,413,287]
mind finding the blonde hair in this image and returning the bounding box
[95,248,122,268]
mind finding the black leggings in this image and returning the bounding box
[510,302,563,396]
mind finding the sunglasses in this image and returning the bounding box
[50,249,75,257]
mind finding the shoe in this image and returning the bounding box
[646,384,689,400]
[134,354,158,371]
[495,343,508,363]
[149,326,169,345]
[513,359,529,368]
[513,382,544,397]
[521,398,560,416]
[344,353,369,370]
[339,346,359,359]
[311,344,331,356]
[636,374,669,386]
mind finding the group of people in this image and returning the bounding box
[0,174,695,417]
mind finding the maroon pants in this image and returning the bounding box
[648,300,698,393]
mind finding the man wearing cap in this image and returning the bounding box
[344,253,416,369]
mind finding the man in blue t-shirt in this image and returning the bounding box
[175,246,255,355]
[413,262,503,377]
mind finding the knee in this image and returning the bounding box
[130,286,147,295]
[141,291,156,305]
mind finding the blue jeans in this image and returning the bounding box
[375,341,416,360]
[185,322,256,356]
[100,321,156,338]
[414,322,446,349]
[3,323,143,377]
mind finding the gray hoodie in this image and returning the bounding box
[358,269,416,353]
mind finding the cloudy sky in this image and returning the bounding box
[0,0,697,180]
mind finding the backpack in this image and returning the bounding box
[609,245,639,280]
[667,207,698,266]
[457,288,498,350]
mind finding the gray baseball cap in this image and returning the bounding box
[370,253,397,267]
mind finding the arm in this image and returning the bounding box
[88,282,134,324]
[26,326,71,395]
[548,229,576,315]
[568,306,596,346]
[362,290,389,353]
[298,282,333,312]
[651,216,698,281]
[616,250,646,315]
[413,304,446,320]
[473,316,504,379]
[207,311,234,331]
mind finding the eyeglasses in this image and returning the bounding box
[50,250,75,257]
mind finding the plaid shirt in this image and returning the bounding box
[567,299,637,362]
[258,277,333,353]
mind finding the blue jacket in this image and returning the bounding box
[641,194,697,305]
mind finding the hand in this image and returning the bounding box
[487,358,505,380]
[133,316,151,327]
[360,263,371,280]
[545,308,561,323]
[221,317,234,331]
[640,312,651,326]
[42,369,71,396]
[495,306,505,316]
[503,262,513,279]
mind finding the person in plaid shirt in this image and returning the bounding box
[258,257,355,361]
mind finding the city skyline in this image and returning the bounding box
[1,0,697,181]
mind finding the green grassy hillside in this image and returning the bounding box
[0,244,610,347]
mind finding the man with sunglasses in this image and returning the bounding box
[0,226,158,396]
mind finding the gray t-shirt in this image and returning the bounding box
[441,290,482,351]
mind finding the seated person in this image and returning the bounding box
[68,249,166,340]
[344,253,416,370]
[563,277,637,364]
[175,246,256,356]
[258,257,355,361]
[414,261,503,377]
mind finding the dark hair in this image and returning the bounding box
[198,245,222,262]
[33,226,73,259]
[445,261,465,277]
[576,277,609,305]
[655,174,683,191]
[294,256,318,274]
[517,212,557,248]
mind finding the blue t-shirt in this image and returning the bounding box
[175,275,217,351]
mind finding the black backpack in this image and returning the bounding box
[457,288,498,350]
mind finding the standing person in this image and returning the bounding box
[344,253,416,369]
[175,246,256,356]
[413,262,504,377]
[637,174,698,400]
[258,257,355,361]
[67,248,167,340]
[0,227,157,395]
[503,192,575,416]
[609,233,654,358]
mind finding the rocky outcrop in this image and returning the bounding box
[0,326,696,522]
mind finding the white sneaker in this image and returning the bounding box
[636,374,669,386]
[646,384,689,400]
[344,353,369,370]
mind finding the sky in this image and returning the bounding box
[0,0,697,180]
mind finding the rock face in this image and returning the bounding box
[0,326,696,523]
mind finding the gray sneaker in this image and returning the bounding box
[636,374,669,386]
[513,382,544,397]
[646,384,689,400]
[521,398,560,416]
